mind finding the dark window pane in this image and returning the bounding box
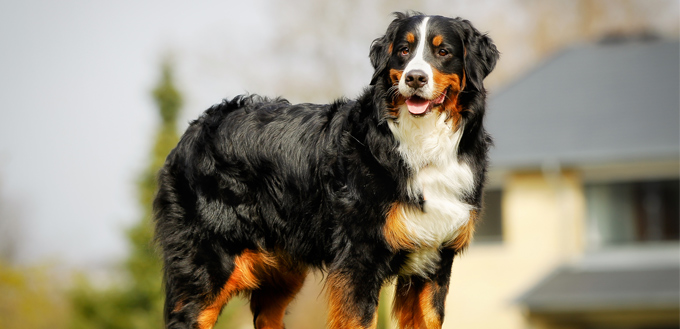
[477,189,503,243]
[586,179,679,247]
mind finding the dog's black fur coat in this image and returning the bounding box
[154,12,498,329]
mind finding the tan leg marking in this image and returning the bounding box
[326,272,378,329]
[250,268,308,329]
[393,280,442,329]
[197,250,277,329]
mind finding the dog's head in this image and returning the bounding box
[370,12,499,119]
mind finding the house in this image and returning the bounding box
[443,37,679,329]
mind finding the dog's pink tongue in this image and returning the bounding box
[405,98,430,115]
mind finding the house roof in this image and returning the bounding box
[517,244,680,313]
[518,267,679,313]
[486,39,680,170]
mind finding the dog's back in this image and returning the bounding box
[155,94,347,263]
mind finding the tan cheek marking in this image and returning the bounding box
[388,43,393,54]
[432,35,443,47]
[432,68,462,94]
[383,202,417,250]
[432,67,464,124]
[389,68,403,85]
[388,69,405,116]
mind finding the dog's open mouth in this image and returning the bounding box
[404,91,447,116]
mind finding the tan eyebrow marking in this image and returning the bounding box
[432,35,443,47]
[406,32,415,43]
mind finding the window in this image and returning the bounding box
[585,179,679,247]
[476,189,503,243]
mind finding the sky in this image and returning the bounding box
[0,0,677,270]
[0,0,274,268]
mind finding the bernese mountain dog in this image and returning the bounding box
[154,12,498,329]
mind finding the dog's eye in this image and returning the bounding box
[438,49,449,57]
[400,47,410,56]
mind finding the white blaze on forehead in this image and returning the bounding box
[399,17,435,99]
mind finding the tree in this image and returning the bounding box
[70,58,243,329]
[69,61,181,329]
[0,261,70,329]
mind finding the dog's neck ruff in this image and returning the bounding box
[388,108,475,277]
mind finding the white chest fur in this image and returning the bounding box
[388,110,475,277]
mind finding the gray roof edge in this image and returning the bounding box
[488,42,588,102]
[577,243,680,271]
[489,146,680,171]
[514,266,566,305]
[523,295,680,313]
[488,38,680,103]
[516,245,680,310]
[516,266,680,312]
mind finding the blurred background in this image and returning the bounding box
[0,0,678,328]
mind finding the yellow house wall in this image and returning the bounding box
[443,170,586,329]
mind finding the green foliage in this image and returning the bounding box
[69,271,162,329]
[0,261,70,329]
[152,65,183,126]
[68,61,184,329]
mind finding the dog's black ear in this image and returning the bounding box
[369,35,390,86]
[456,19,499,92]
[369,13,408,85]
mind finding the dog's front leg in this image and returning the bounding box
[326,267,384,329]
[393,248,455,329]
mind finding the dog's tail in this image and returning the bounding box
[153,164,186,326]
[154,161,216,328]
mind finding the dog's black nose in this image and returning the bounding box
[405,70,428,89]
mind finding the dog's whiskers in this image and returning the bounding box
[387,86,402,102]
[433,83,455,102]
